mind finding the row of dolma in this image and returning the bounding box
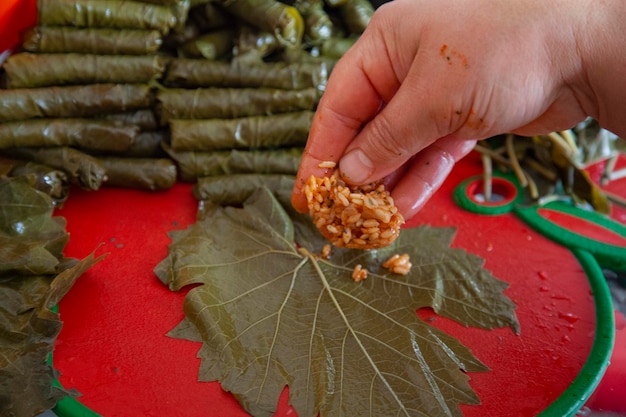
[0,0,373,194]
[1,53,330,90]
[34,0,372,45]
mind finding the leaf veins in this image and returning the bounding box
[156,187,519,417]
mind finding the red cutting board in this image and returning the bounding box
[0,0,622,414]
[53,153,605,417]
[0,0,36,53]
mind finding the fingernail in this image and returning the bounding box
[339,149,374,184]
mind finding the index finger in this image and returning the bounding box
[291,36,397,212]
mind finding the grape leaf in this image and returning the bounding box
[0,176,69,276]
[0,176,105,417]
[156,187,519,417]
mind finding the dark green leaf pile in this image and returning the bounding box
[0,177,103,417]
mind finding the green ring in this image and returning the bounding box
[515,201,626,271]
[453,174,523,215]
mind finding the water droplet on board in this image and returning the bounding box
[551,294,572,301]
[558,312,580,324]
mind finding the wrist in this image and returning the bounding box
[571,0,626,137]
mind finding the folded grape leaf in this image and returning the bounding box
[0,176,69,276]
[0,176,105,417]
[156,187,519,417]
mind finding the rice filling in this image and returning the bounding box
[303,173,404,249]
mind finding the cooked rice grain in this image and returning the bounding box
[382,253,412,275]
[318,160,337,168]
[352,264,368,282]
[304,174,404,249]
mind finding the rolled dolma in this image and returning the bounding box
[215,0,304,47]
[169,111,313,151]
[320,36,357,59]
[101,109,159,132]
[162,22,202,51]
[178,29,235,59]
[279,46,338,72]
[295,0,334,45]
[108,131,167,157]
[189,2,232,31]
[323,0,348,8]
[169,0,192,35]
[163,58,328,90]
[37,0,177,33]
[162,3,228,51]
[0,84,153,123]
[163,143,302,181]
[0,119,138,153]
[157,87,318,123]
[125,0,182,5]
[232,25,279,60]
[98,157,177,190]
[339,0,374,34]
[21,27,163,55]
[4,147,107,190]
[189,0,214,6]
[2,53,166,88]
[193,173,295,205]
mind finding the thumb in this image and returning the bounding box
[337,80,449,185]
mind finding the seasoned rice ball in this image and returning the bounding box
[303,174,404,249]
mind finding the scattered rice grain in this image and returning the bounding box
[352,264,368,282]
[382,253,412,275]
[321,244,332,259]
[318,161,337,168]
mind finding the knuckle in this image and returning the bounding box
[365,113,411,162]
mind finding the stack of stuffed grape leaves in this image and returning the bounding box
[0,0,371,193]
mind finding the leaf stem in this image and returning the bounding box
[298,246,412,417]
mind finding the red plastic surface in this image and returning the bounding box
[587,312,626,413]
[0,0,36,53]
[1,0,624,413]
[585,154,626,413]
[53,155,602,417]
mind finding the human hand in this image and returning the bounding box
[292,0,594,220]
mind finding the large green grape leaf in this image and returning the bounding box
[156,187,519,417]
